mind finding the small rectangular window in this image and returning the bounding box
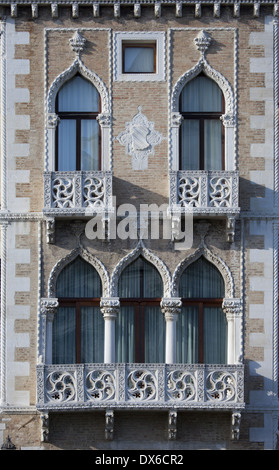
[122,43,156,74]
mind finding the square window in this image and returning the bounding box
[114,32,166,82]
[122,43,156,74]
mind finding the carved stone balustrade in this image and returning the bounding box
[43,170,113,242]
[169,170,240,241]
[43,170,112,216]
[36,363,244,411]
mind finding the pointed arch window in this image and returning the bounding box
[177,256,227,364]
[116,256,164,363]
[53,256,103,364]
[180,74,224,171]
[55,74,101,172]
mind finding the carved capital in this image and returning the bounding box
[222,298,242,320]
[40,297,59,322]
[161,297,182,320]
[171,112,184,128]
[100,297,120,320]
[47,113,60,129]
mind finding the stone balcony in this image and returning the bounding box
[36,362,244,411]
[169,170,240,241]
[43,170,113,242]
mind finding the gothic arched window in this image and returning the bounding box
[53,256,103,364]
[55,75,101,171]
[116,256,164,363]
[177,256,227,364]
[180,74,224,171]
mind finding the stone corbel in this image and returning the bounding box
[72,3,79,18]
[168,410,177,440]
[40,413,49,442]
[93,3,99,17]
[176,2,182,17]
[31,3,38,18]
[195,3,201,18]
[231,412,241,440]
[105,410,114,440]
[213,3,221,18]
[226,216,236,243]
[46,217,55,244]
[134,3,141,17]
[51,3,58,18]
[154,2,161,17]
[114,3,120,17]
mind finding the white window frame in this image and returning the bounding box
[114,31,166,82]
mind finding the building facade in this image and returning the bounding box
[0,0,277,450]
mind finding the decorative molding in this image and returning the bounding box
[171,56,234,117]
[48,245,110,298]
[111,240,172,297]
[194,30,212,58]
[116,106,165,170]
[69,30,86,57]
[172,239,235,298]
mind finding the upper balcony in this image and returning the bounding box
[169,170,240,242]
[43,170,112,242]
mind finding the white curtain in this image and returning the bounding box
[116,257,164,363]
[124,47,154,73]
[58,120,76,171]
[180,75,223,170]
[53,257,103,364]
[81,120,99,171]
[58,75,99,112]
[178,257,227,364]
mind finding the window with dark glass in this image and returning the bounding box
[116,256,164,363]
[55,75,100,172]
[122,42,156,74]
[180,74,224,171]
[53,256,103,364]
[177,256,227,364]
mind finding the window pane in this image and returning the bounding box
[53,307,76,364]
[80,306,104,363]
[81,120,99,171]
[115,306,135,362]
[124,47,154,73]
[181,75,223,112]
[58,75,99,112]
[204,120,222,170]
[203,307,227,364]
[144,306,165,363]
[58,120,76,171]
[118,257,163,298]
[181,119,200,170]
[179,257,225,298]
[56,256,101,298]
[177,306,199,363]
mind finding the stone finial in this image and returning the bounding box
[69,30,86,57]
[194,30,212,58]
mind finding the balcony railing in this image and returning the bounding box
[169,170,240,216]
[43,171,112,216]
[36,363,244,411]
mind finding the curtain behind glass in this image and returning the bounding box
[181,75,222,112]
[204,120,222,170]
[56,256,101,298]
[181,120,199,170]
[179,256,224,298]
[115,306,135,363]
[81,120,99,171]
[203,307,227,363]
[81,306,104,363]
[53,307,76,364]
[144,306,165,363]
[177,306,199,363]
[118,257,163,298]
[124,47,154,73]
[58,120,76,171]
[58,75,99,112]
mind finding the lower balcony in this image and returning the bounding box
[36,363,244,411]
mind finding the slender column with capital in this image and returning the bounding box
[222,298,242,364]
[100,298,120,363]
[161,298,182,364]
[40,298,59,364]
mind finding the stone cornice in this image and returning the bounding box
[1,0,279,20]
